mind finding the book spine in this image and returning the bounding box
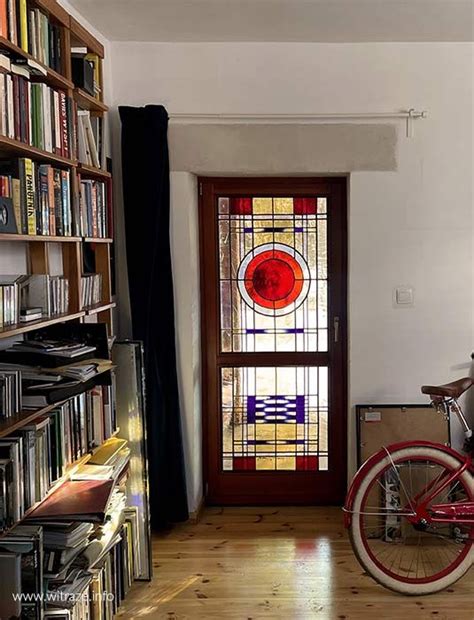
[19,0,28,52]
[53,168,62,236]
[59,90,68,158]
[60,169,69,236]
[47,165,55,235]
[0,0,7,39]
[11,177,21,232]
[12,73,20,141]
[23,158,36,235]
[8,0,17,45]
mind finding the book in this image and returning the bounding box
[26,479,115,523]
[0,524,43,619]
[88,437,127,467]
[0,552,22,617]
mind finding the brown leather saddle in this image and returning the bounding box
[421,377,473,400]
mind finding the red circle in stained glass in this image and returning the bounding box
[244,249,304,310]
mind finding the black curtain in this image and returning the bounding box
[119,105,188,528]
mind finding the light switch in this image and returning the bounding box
[394,286,414,307]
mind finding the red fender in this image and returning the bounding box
[343,440,472,528]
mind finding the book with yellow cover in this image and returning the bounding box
[88,437,127,466]
[18,0,28,52]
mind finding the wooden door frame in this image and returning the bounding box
[198,177,348,505]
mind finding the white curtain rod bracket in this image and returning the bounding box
[169,109,428,138]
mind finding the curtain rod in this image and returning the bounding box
[169,108,428,137]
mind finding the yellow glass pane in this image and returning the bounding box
[274,198,293,214]
[276,457,296,470]
[256,456,275,470]
[252,197,273,214]
[255,425,275,440]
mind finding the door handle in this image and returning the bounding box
[334,316,340,343]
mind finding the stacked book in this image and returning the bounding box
[0,158,73,236]
[0,1,63,72]
[0,274,70,327]
[0,54,75,158]
[0,440,137,619]
[77,110,105,169]
[79,178,109,238]
[81,273,102,309]
[0,386,117,529]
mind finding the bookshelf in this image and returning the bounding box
[0,4,145,617]
[0,0,113,334]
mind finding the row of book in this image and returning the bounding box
[0,274,69,327]
[0,385,117,527]
[0,1,63,72]
[0,54,75,158]
[81,273,102,310]
[0,158,73,235]
[78,178,108,238]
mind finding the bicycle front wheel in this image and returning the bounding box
[349,446,474,595]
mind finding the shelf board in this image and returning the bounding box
[84,302,116,316]
[74,88,108,113]
[0,233,81,242]
[0,402,62,438]
[0,361,115,438]
[77,163,111,180]
[0,134,76,167]
[0,36,73,90]
[84,237,113,244]
[0,311,85,340]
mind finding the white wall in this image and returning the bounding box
[109,42,473,511]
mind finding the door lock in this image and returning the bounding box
[334,316,340,343]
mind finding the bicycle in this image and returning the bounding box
[344,377,474,594]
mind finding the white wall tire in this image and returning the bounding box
[349,446,474,595]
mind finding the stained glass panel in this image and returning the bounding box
[218,196,328,352]
[221,366,329,472]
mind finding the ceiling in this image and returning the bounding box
[68,0,474,43]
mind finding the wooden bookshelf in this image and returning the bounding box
[0,134,76,166]
[78,162,112,179]
[0,0,114,338]
[0,5,141,613]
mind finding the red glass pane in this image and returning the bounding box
[233,457,256,470]
[294,198,316,214]
[230,197,252,215]
[296,456,318,471]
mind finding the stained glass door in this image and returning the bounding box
[200,178,347,504]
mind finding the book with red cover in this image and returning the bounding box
[26,479,114,523]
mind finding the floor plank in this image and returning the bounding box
[118,506,473,619]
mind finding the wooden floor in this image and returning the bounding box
[118,507,474,619]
